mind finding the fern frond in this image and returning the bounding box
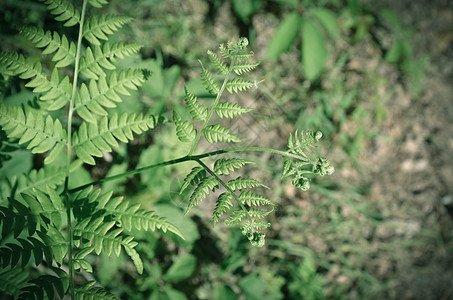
[74,69,145,122]
[179,166,206,195]
[203,124,241,144]
[184,86,208,121]
[213,157,255,175]
[0,236,50,268]
[199,60,220,95]
[233,61,260,75]
[40,0,80,27]
[207,50,228,75]
[239,191,276,207]
[0,105,66,164]
[226,78,254,94]
[287,130,322,158]
[213,192,233,225]
[20,273,66,300]
[19,27,76,68]
[0,53,72,110]
[36,227,67,264]
[73,216,143,273]
[1,198,37,237]
[187,176,218,213]
[0,268,29,298]
[88,0,108,8]
[224,209,247,226]
[73,112,158,165]
[227,176,269,191]
[79,43,142,79]
[215,101,253,119]
[76,282,117,300]
[173,110,196,143]
[83,15,133,46]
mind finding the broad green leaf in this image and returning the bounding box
[302,17,328,81]
[265,12,302,60]
[310,8,340,39]
[163,254,196,283]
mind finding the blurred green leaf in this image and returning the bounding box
[265,12,302,60]
[310,8,339,39]
[238,274,283,300]
[164,254,196,283]
[385,39,412,64]
[302,17,328,81]
[232,0,260,23]
[214,285,237,300]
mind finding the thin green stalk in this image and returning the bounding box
[69,146,307,193]
[187,58,236,156]
[195,158,253,224]
[65,0,87,298]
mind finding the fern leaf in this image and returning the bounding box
[227,176,269,191]
[0,105,66,163]
[83,15,133,46]
[213,192,233,225]
[173,110,196,143]
[203,124,241,144]
[215,101,253,119]
[239,191,276,207]
[0,268,29,298]
[79,43,142,79]
[207,50,228,75]
[88,0,108,8]
[74,69,145,122]
[76,282,117,300]
[0,236,50,268]
[73,112,158,165]
[233,61,260,75]
[19,27,76,68]
[226,78,254,94]
[179,166,206,195]
[40,0,81,27]
[0,53,72,109]
[199,60,220,95]
[184,86,208,121]
[36,227,67,264]
[187,176,218,213]
[213,157,255,175]
[287,130,322,158]
[224,209,247,226]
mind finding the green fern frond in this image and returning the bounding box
[213,192,233,225]
[215,101,253,119]
[213,157,255,175]
[0,105,66,164]
[0,53,72,109]
[72,112,158,165]
[227,176,269,191]
[184,86,208,121]
[40,0,80,27]
[79,43,142,79]
[199,60,220,95]
[20,273,66,300]
[0,236,50,268]
[76,282,117,300]
[88,0,108,8]
[287,130,322,158]
[187,176,218,213]
[74,69,145,122]
[0,268,29,298]
[173,110,196,143]
[36,227,67,264]
[203,124,241,144]
[207,50,228,75]
[226,78,254,94]
[83,15,133,46]
[1,198,37,237]
[224,209,247,226]
[239,190,276,207]
[73,216,143,273]
[179,166,206,195]
[233,61,260,75]
[19,27,76,68]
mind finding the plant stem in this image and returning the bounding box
[65,0,87,298]
[187,58,236,156]
[69,146,307,193]
[195,159,253,224]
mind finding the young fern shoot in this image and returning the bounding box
[175,39,334,247]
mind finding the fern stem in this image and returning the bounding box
[69,146,307,193]
[195,158,254,224]
[65,0,88,298]
[187,58,236,156]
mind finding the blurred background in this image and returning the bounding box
[1,0,453,299]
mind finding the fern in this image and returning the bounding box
[204,124,241,144]
[83,15,133,46]
[215,101,253,119]
[213,158,255,175]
